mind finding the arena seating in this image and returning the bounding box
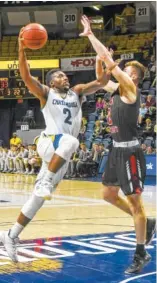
[0,31,155,60]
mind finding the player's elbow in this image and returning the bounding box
[97,74,111,87]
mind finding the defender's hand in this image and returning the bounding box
[79,15,92,37]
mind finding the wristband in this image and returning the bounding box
[108,63,118,72]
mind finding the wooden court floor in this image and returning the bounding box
[0,173,155,240]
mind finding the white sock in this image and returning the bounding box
[44,170,55,182]
[9,222,24,239]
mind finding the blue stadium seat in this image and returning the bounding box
[93,138,102,144]
[85,139,92,149]
[144,136,154,147]
[149,88,156,96]
[85,130,93,139]
[88,113,97,122]
[141,95,146,103]
[86,121,95,131]
[141,81,151,94]
[102,138,111,148]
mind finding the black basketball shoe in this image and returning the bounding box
[125,251,151,274]
[146,218,156,245]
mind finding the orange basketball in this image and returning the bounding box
[22,23,48,50]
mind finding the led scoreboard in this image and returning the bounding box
[0,69,41,99]
[0,59,59,99]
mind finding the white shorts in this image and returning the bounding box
[37,132,79,163]
[35,132,79,188]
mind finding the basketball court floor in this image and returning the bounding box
[0,173,156,282]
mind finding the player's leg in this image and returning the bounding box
[28,158,35,174]
[125,193,152,274]
[102,148,156,250]
[15,158,20,173]
[0,161,69,262]
[23,158,29,174]
[0,134,72,262]
[3,158,7,172]
[102,148,132,215]
[102,185,132,215]
[8,158,13,172]
[19,158,25,173]
[35,134,79,199]
[0,157,3,171]
[46,134,79,173]
[71,160,78,177]
[0,140,50,261]
[0,193,45,262]
[13,157,17,172]
[117,149,155,273]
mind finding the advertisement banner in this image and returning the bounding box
[61,57,96,71]
[99,154,156,177]
[145,154,156,176]
[0,59,59,70]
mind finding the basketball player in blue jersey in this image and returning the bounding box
[79,15,156,274]
[0,29,110,262]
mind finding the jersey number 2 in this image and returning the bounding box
[63,108,72,125]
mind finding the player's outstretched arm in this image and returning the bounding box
[18,28,49,107]
[96,55,119,94]
[80,15,136,102]
[73,68,111,96]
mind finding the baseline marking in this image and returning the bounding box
[119,271,157,283]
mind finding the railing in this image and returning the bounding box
[104,18,114,31]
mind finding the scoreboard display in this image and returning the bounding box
[0,59,59,99]
[0,69,53,99]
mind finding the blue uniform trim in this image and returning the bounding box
[53,134,63,150]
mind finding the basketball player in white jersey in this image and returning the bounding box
[0,29,110,262]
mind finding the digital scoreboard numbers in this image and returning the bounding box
[0,70,40,99]
[0,67,53,99]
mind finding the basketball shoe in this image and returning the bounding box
[125,251,151,274]
[0,230,19,262]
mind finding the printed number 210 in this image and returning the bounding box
[63,108,72,125]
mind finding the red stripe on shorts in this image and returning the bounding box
[130,155,137,175]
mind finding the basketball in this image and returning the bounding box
[22,23,48,50]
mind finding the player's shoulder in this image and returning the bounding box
[69,88,77,96]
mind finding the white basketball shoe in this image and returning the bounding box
[0,230,19,262]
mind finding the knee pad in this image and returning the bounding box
[35,161,48,184]
[21,194,44,220]
[55,134,79,160]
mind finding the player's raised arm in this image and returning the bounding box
[96,55,119,94]
[73,63,111,96]
[18,28,49,107]
[80,15,136,102]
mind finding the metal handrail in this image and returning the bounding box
[104,18,114,30]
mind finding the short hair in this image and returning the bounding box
[45,70,60,86]
[125,60,145,81]
[146,118,151,123]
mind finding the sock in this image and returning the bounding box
[135,244,146,257]
[44,170,55,182]
[9,222,24,239]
